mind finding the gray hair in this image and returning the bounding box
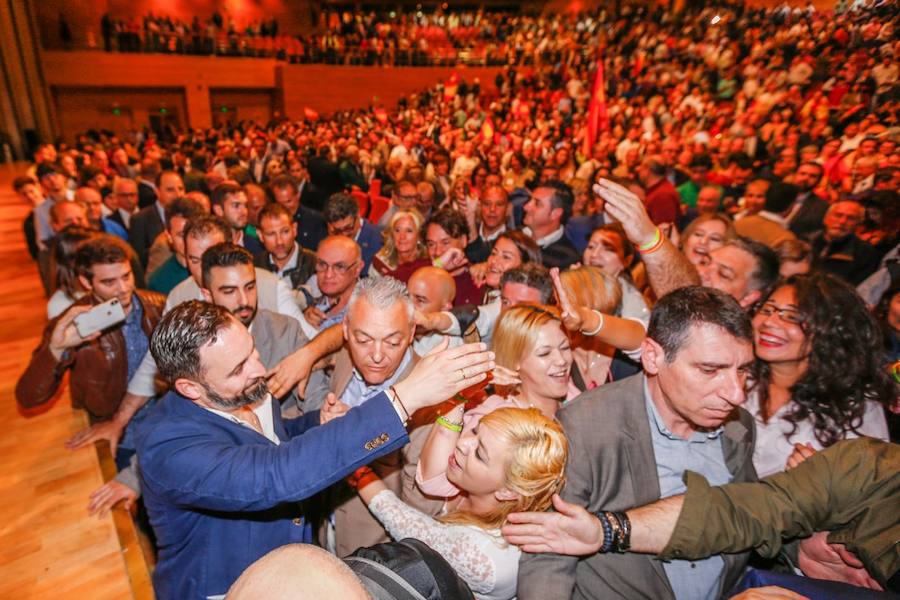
[347,276,415,321]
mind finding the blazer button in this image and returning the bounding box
[364,442,372,450]
[292,518,302,526]
[379,433,389,442]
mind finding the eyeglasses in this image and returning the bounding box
[757,303,804,325]
[315,259,358,274]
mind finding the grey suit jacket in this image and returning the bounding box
[250,309,315,413]
[518,374,757,600]
[324,348,445,556]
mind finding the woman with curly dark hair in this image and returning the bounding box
[746,272,894,477]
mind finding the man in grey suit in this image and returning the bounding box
[317,276,446,557]
[517,286,758,600]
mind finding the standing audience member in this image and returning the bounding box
[254,202,317,295]
[811,200,880,285]
[130,170,185,267]
[322,192,382,273]
[147,197,206,295]
[523,181,580,270]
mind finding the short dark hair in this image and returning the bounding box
[13,175,37,192]
[73,235,134,281]
[258,202,292,225]
[156,169,181,188]
[323,193,359,224]
[183,214,230,242]
[210,182,244,209]
[500,263,555,304]
[201,242,254,288]
[269,174,298,191]
[537,180,575,224]
[150,300,235,384]
[496,230,542,265]
[726,236,780,297]
[648,286,752,361]
[426,208,468,240]
[165,197,206,229]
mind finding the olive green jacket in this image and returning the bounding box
[662,437,899,589]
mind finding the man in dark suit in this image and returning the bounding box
[106,177,140,232]
[785,162,829,241]
[523,180,580,270]
[518,287,758,600]
[306,145,344,212]
[135,300,492,600]
[465,185,509,263]
[211,181,264,255]
[323,192,383,274]
[247,136,272,185]
[270,174,328,251]
[137,158,160,209]
[130,170,185,267]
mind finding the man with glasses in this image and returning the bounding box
[299,235,363,340]
[106,177,140,232]
[323,193,382,273]
[378,180,420,229]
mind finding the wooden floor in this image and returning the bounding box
[0,163,147,598]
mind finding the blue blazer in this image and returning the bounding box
[357,220,384,274]
[136,391,408,600]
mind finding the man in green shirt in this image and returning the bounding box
[503,437,898,593]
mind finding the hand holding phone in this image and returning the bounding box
[74,297,126,338]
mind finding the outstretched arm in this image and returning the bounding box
[595,179,699,296]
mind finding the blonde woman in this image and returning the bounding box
[369,208,430,280]
[679,213,735,266]
[553,266,647,389]
[355,407,567,600]
[416,305,573,501]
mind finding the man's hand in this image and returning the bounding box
[729,587,809,600]
[320,393,350,425]
[502,494,603,556]
[798,532,882,590]
[65,419,126,455]
[594,179,657,248]
[436,247,469,273]
[785,443,817,470]
[469,261,488,287]
[303,306,327,329]
[49,305,102,361]
[87,481,138,519]
[392,339,494,414]
[267,348,315,399]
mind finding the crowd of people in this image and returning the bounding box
[17,1,900,599]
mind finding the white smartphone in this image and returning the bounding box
[75,297,126,338]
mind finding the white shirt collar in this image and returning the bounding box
[272,242,300,277]
[480,223,506,243]
[203,395,279,445]
[757,210,788,227]
[524,225,565,248]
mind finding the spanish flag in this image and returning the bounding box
[584,55,608,155]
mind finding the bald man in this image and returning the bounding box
[75,187,128,241]
[299,235,363,339]
[811,200,879,285]
[408,266,459,356]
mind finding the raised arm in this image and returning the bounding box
[595,179,699,297]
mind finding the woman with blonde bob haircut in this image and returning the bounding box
[355,407,567,600]
[369,208,430,279]
[553,266,648,389]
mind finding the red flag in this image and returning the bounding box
[373,107,388,123]
[584,57,608,156]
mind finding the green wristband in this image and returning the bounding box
[436,415,463,433]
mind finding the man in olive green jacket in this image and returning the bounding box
[504,437,898,593]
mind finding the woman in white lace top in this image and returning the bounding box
[353,407,568,600]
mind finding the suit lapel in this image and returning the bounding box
[622,375,672,594]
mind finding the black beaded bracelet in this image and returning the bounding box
[597,511,615,553]
[610,511,632,552]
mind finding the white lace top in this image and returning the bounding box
[368,490,520,600]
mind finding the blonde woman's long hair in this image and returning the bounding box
[376,208,426,269]
[492,304,564,372]
[558,266,622,316]
[441,407,568,531]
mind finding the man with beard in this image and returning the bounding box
[134,300,495,600]
[785,162,829,241]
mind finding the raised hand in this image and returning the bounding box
[550,267,585,332]
[49,305,102,361]
[594,179,657,248]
